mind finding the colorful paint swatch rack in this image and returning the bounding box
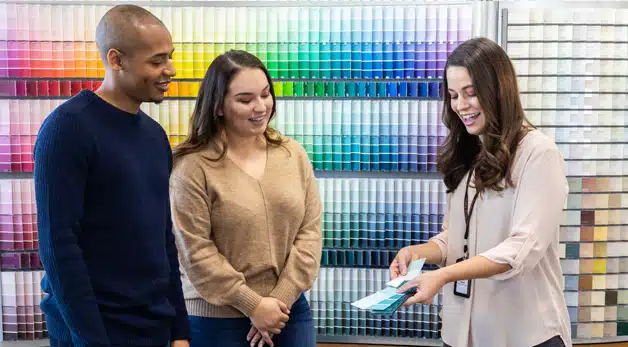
[0,0,626,345]
[1,174,626,341]
[1,99,452,173]
[504,5,628,340]
[0,4,474,79]
[0,79,444,99]
[2,97,627,175]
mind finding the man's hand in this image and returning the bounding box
[247,325,274,347]
[171,340,190,347]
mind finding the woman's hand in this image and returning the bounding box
[397,269,448,306]
[250,297,290,334]
[390,246,415,280]
[247,325,274,347]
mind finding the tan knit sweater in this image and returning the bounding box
[169,137,323,318]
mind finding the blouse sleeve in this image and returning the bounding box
[478,145,568,281]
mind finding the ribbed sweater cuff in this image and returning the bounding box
[229,285,263,317]
[269,279,301,308]
[169,315,191,341]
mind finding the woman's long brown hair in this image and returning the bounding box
[172,50,284,165]
[437,37,534,194]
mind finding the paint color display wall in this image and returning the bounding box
[502,5,628,340]
[0,1,626,345]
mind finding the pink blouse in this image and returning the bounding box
[430,130,572,347]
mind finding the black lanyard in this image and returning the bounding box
[463,169,479,259]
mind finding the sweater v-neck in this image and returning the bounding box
[225,145,269,182]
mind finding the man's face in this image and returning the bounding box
[115,23,176,104]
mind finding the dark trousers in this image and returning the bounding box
[189,294,315,347]
[444,335,566,347]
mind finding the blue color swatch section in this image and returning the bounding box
[320,249,439,270]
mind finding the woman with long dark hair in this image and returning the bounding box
[169,50,322,347]
[390,37,572,347]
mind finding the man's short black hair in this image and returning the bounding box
[95,4,166,62]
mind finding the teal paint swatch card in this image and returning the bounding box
[350,258,426,315]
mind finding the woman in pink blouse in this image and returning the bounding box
[390,37,572,347]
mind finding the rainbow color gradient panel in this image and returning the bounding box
[0,79,443,98]
[0,2,472,342]
[2,97,626,175]
[0,41,466,80]
[1,0,626,345]
[0,99,449,173]
[0,4,473,79]
[0,3,473,174]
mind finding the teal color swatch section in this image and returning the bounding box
[271,100,446,172]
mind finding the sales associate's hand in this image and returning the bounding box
[247,325,274,347]
[397,269,447,306]
[250,297,290,334]
[390,246,415,280]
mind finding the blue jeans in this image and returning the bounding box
[189,294,315,347]
[50,337,169,347]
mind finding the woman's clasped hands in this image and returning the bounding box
[247,297,290,347]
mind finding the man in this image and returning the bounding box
[34,5,189,347]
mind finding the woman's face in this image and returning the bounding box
[221,68,274,139]
[446,66,486,136]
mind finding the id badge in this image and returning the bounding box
[453,257,471,298]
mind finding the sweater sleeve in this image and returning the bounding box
[170,159,263,317]
[479,146,569,281]
[269,147,323,307]
[33,111,110,347]
[163,148,190,341]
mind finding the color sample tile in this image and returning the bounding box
[0,271,47,341]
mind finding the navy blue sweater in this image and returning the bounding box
[33,90,189,347]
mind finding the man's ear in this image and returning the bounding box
[107,49,123,71]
